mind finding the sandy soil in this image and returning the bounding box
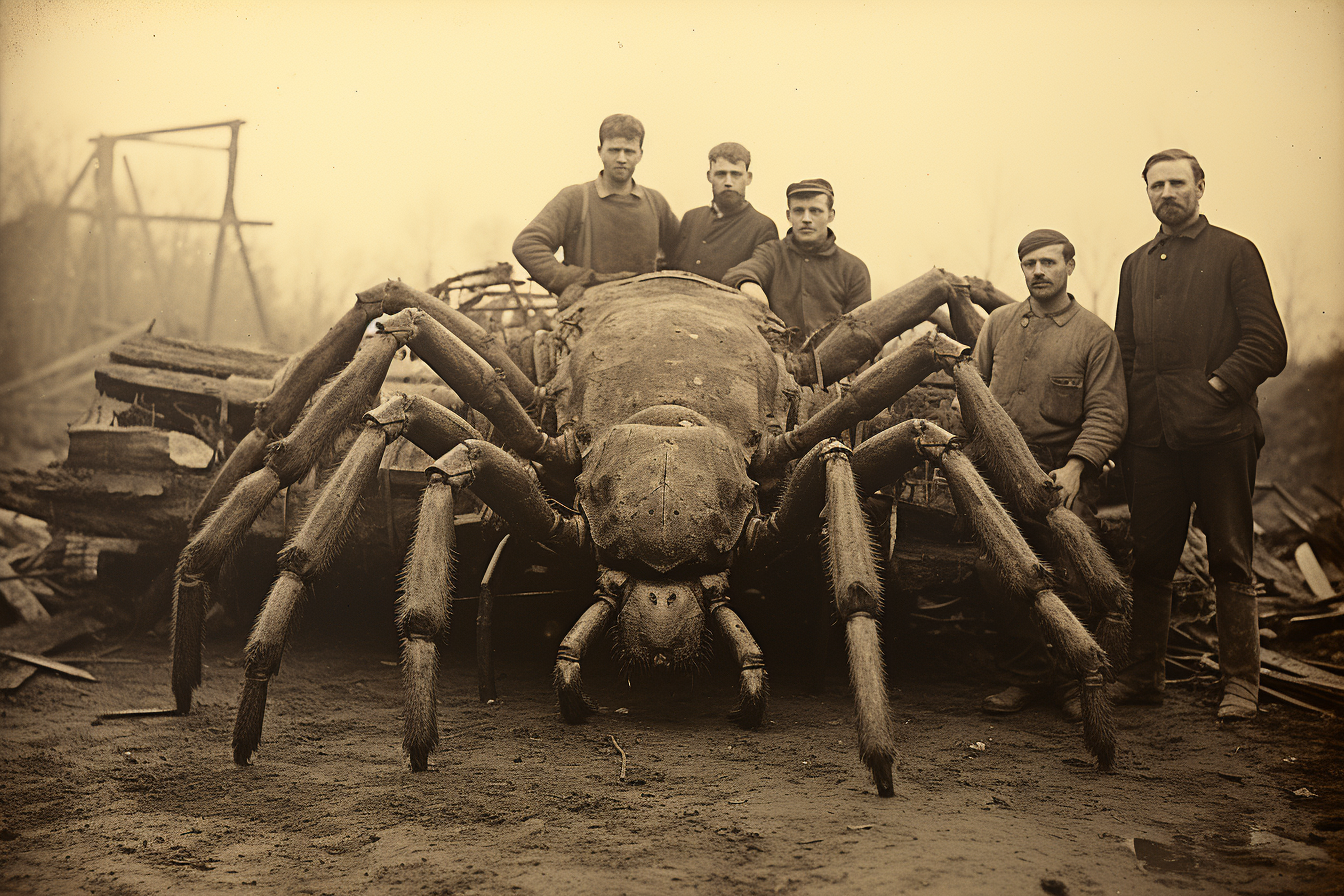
[3,610,1342,896]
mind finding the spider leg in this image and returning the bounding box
[945,356,1132,667]
[554,582,618,723]
[705,574,767,730]
[232,423,390,764]
[923,433,1117,772]
[173,317,408,713]
[398,474,454,771]
[820,441,896,798]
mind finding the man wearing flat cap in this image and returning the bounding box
[668,142,778,283]
[973,228,1127,721]
[722,178,870,342]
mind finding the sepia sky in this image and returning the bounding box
[3,0,1342,357]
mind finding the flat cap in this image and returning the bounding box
[1017,228,1075,261]
[786,178,834,200]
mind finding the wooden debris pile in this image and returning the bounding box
[0,267,553,676]
[1164,480,1344,716]
[0,508,112,690]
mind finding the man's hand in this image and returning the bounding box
[1208,374,1230,393]
[737,281,769,307]
[555,268,640,309]
[1048,457,1087,512]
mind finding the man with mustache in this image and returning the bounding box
[972,229,1128,721]
[668,142,777,283]
[722,178,870,343]
[513,113,679,297]
[1113,149,1287,720]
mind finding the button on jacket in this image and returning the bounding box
[973,296,1128,472]
[721,229,870,337]
[1115,215,1287,450]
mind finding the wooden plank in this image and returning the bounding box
[95,362,272,408]
[66,426,214,472]
[1252,547,1313,601]
[109,332,288,380]
[0,612,104,690]
[94,362,268,436]
[1259,682,1337,717]
[0,465,284,544]
[63,535,143,582]
[0,648,97,681]
[0,508,51,550]
[1295,542,1335,600]
[0,557,50,623]
[1260,646,1344,695]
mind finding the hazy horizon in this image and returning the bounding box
[3,0,1341,359]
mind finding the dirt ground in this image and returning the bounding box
[3,608,1343,896]
[2,351,1341,896]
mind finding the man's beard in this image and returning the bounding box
[1155,199,1193,227]
[1030,279,1063,301]
[715,190,744,212]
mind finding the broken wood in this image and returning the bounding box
[0,647,97,681]
[93,362,269,438]
[427,262,515,297]
[1177,624,1344,715]
[964,276,1018,312]
[0,557,50,623]
[0,509,52,551]
[109,332,287,380]
[66,425,215,472]
[1258,682,1335,718]
[62,535,142,582]
[1260,646,1344,697]
[1295,543,1335,600]
[97,707,181,719]
[0,612,105,690]
[0,466,234,543]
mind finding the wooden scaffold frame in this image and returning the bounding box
[57,119,272,342]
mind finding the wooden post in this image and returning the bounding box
[476,535,510,703]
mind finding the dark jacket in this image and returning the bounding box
[668,201,778,283]
[722,229,870,337]
[1115,215,1287,449]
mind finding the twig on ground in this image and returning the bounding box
[609,734,627,782]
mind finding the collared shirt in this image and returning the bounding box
[512,172,680,294]
[668,200,778,283]
[1116,215,1287,449]
[721,229,870,337]
[974,296,1128,472]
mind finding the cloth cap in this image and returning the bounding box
[1017,229,1075,261]
[786,178,834,201]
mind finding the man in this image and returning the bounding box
[512,114,679,296]
[973,229,1128,721]
[722,179,870,342]
[1114,149,1287,720]
[668,142,778,283]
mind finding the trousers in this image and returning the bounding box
[1123,435,1260,692]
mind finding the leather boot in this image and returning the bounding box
[1111,577,1171,705]
[1215,581,1261,721]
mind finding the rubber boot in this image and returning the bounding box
[1110,577,1170,705]
[1215,581,1260,720]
